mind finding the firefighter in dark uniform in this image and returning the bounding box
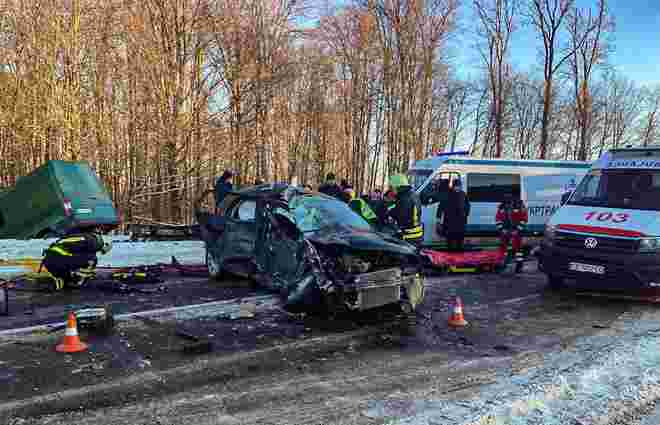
[495,193,528,271]
[387,174,423,246]
[42,229,112,289]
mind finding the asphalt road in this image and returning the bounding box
[4,262,659,425]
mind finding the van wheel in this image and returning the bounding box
[546,274,564,290]
[206,249,223,280]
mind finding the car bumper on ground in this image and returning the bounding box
[539,242,660,289]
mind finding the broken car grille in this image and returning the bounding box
[352,267,402,289]
[357,285,401,310]
[349,267,403,310]
[555,231,639,253]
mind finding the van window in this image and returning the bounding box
[420,172,461,204]
[467,173,521,203]
[569,169,660,211]
[0,210,4,227]
[233,200,256,221]
[408,169,433,190]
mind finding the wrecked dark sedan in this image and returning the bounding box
[195,184,425,314]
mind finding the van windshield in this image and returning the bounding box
[408,169,433,190]
[568,169,660,211]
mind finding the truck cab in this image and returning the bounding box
[539,147,660,289]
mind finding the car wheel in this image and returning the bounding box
[546,274,564,290]
[206,249,222,280]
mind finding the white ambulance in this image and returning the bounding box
[408,152,591,247]
[539,147,660,289]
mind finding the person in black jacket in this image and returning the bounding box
[318,173,343,200]
[215,170,234,209]
[442,180,470,251]
[42,228,112,289]
[387,174,423,245]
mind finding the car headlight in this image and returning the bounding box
[639,238,660,252]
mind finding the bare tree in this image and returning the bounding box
[508,72,543,158]
[639,85,660,147]
[567,0,610,160]
[474,0,517,157]
[528,0,600,158]
[591,70,642,155]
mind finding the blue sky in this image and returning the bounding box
[449,0,660,87]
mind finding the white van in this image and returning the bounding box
[539,147,660,289]
[408,153,591,247]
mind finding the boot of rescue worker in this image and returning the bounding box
[511,231,524,262]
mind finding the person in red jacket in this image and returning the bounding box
[495,193,528,267]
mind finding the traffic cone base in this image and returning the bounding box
[56,312,88,353]
[448,297,468,327]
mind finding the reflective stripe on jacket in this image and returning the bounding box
[389,187,423,241]
[349,198,378,223]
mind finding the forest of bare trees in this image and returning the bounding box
[0,0,658,224]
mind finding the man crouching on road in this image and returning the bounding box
[42,227,112,289]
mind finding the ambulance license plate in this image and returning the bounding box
[569,262,605,275]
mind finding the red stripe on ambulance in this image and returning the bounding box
[557,224,646,238]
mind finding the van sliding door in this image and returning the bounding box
[465,173,521,235]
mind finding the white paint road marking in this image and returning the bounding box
[0,294,281,338]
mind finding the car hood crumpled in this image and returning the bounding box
[306,226,417,256]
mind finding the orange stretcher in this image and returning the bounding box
[421,248,509,273]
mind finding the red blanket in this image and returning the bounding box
[421,248,507,267]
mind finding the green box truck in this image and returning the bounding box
[0,161,120,239]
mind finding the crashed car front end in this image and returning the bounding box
[295,239,425,313]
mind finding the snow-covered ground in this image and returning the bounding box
[366,308,660,425]
[0,237,207,267]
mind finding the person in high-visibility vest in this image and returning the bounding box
[42,229,112,289]
[387,174,423,245]
[344,188,378,226]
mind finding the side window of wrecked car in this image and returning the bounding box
[236,200,256,221]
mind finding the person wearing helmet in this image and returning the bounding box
[41,227,112,289]
[387,174,423,245]
[345,188,379,226]
[495,192,528,268]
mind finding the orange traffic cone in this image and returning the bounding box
[448,296,468,327]
[56,312,88,353]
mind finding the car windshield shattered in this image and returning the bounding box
[290,195,372,233]
[568,169,660,211]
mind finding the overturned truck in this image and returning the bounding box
[195,184,425,314]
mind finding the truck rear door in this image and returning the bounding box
[54,162,119,229]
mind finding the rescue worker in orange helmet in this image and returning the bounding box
[495,193,528,266]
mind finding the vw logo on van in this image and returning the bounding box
[584,237,598,249]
